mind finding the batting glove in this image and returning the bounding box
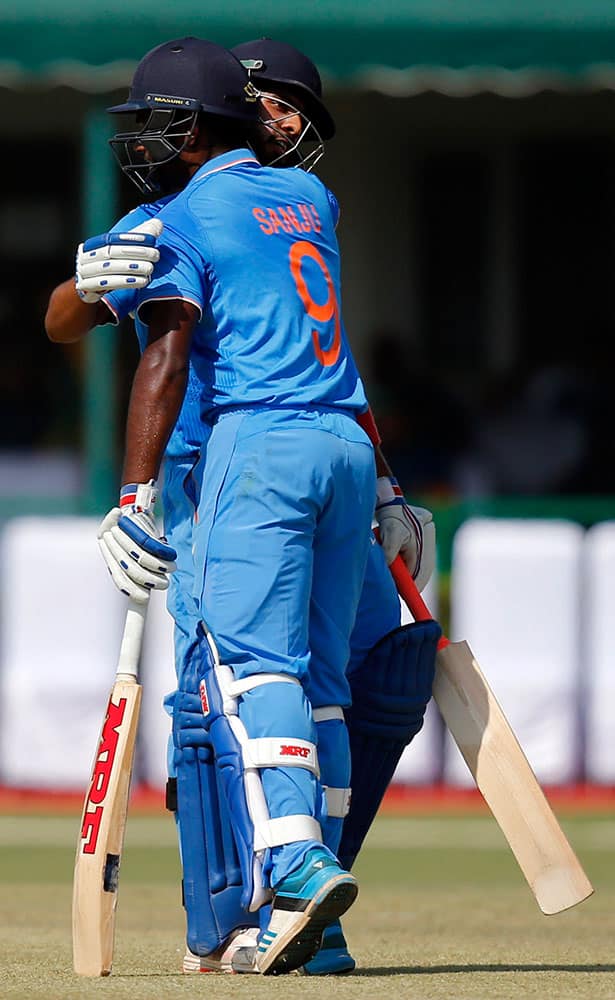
[375,476,436,592]
[75,217,163,303]
[97,480,177,603]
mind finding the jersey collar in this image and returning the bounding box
[190,148,260,188]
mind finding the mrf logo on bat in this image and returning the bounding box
[79,696,128,855]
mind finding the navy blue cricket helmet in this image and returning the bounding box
[109,36,258,121]
[231,38,335,140]
[107,37,258,194]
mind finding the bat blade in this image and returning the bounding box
[72,679,142,975]
[385,550,593,915]
[434,639,593,914]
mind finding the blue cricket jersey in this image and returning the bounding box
[135,149,368,421]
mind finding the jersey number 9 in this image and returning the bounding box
[289,240,341,367]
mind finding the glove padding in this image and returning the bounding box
[97,481,176,603]
[375,477,435,592]
[75,218,163,303]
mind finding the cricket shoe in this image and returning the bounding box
[182,927,260,973]
[301,920,356,975]
[256,848,358,976]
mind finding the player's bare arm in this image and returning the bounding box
[45,278,112,343]
[97,298,196,605]
[45,218,163,343]
[122,299,197,484]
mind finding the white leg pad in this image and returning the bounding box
[204,636,323,911]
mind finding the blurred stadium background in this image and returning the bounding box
[1,1,615,801]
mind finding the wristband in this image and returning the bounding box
[120,480,158,513]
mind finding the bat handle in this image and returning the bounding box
[116,599,148,680]
[389,554,450,650]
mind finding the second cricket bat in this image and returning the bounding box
[391,556,593,915]
[72,599,147,976]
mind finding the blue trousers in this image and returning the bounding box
[162,410,401,890]
[162,441,401,696]
[191,408,374,885]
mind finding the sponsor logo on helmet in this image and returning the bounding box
[241,59,264,71]
[145,93,200,109]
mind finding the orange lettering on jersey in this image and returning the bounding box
[253,207,273,234]
[309,204,322,233]
[298,204,313,232]
[286,207,304,233]
[267,208,289,234]
[254,204,322,237]
[280,207,303,234]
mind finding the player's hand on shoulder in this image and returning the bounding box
[75,217,163,303]
[97,480,176,603]
[375,476,436,591]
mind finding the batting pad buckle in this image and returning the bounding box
[324,786,352,819]
[312,705,344,723]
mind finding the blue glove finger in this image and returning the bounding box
[83,231,158,252]
[118,515,177,564]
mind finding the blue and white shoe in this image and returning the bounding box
[301,920,356,975]
[256,848,358,976]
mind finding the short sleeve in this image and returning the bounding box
[135,214,208,320]
[103,287,138,322]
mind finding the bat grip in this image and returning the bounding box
[116,599,148,680]
[389,554,450,649]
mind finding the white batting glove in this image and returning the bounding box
[375,476,436,592]
[97,481,176,603]
[75,218,163,303]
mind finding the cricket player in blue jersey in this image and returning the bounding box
[45,38,439,975]
[101,36,375,976]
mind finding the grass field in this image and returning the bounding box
[1,808,614,1000]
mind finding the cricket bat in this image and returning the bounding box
[390,555,593,915]
[72,598,147,976]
